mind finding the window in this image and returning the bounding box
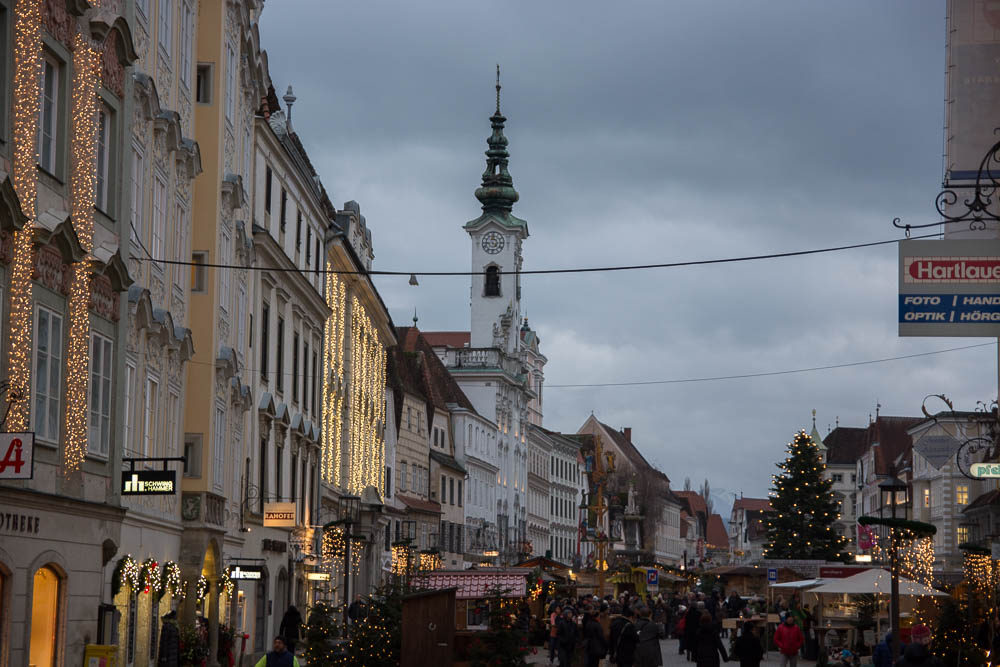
[195,64,212,104]
[303,341,310,410]
[191,251,207,292]
[95,104,111,212]
[314,238,321,274]
[258,437,267,509]
[957,525,970,545]
[458,480,463,507]
[225,43,236,122]
[831,473,843,483]
[88,332,113,457]
[441,475,446,502]
[260,303,270,380]
[213,405,225,491]
[311,351,318,415]
[290,452,297,511]
[237,283,246,349]
[123,361,136,455]
[292,332,299,403]
[449,477,455,505]
[143,376,158,458]
[956,485,969,505]
[280,188,287,231]
[179,2,193,87]
[264,166,273,214]
[130,145,144,245]
[923,488,930,508]
[158,0,173,58]
[276,317,284,392]
[400,462,407,492]
[219,229,230,311]
[385,465,392,497]
[33,306,62,442]
[296,211,302,249]
[306,227,311,265]
[152,172,167,264]
[29,566,61,667]
[167,391,180,458]
[484,265,500,297]
[183,434,202,478]
[38,55,60,173]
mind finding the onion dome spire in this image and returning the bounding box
[475,65,520,214]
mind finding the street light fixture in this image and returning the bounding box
[333,495,361,627]
[878,475,908,664]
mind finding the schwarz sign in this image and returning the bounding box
[970,463,1000,479]
[229,565,263,580]
[121,470,177,496]
[899,240,1000,336]
[0,433,34,479]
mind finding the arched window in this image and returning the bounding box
[30,565,62,667]
[484,266,500,297]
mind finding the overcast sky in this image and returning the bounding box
[259,2,995,509]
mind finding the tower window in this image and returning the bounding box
[484,266,501,297]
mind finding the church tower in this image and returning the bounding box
[466,68,528,355]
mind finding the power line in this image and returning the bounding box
[135,231,940,277]
[545,342,995,388]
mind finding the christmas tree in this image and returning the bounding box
[468,586,533,667]
[765,429,848,561]
[931,593,986,667]
[302,602,341,667]
[342,584,403,667]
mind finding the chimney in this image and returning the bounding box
[623,427,632,441]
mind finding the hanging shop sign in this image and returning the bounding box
[0,432,34,479]
[969,462,1000,478]
[898,239,1000,336]
[263,502,296,527]
[121,470,177,496]
[229,565,263,580]
[306,572,331,581]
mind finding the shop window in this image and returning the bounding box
[30,565,61,667]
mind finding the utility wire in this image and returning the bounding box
[545,342,996,388]
[135,231,941,277]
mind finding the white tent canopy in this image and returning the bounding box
[807,568,946,597]
[769,578,824,589]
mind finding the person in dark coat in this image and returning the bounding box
[584,611,608,667]
[733,622,764,667]
[693,612,728,667]
[557,608,579,667]
[683,604,701,660]
[894,625,943,667]
[613,608,640,667]
[634,605,666,667]
[278,605,303,653]
[157,610,181,667]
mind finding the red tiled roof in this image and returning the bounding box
[397,327,476,415]
[413,570,527,599]
[422,331,471,349]
[397,494,442,514]
[824,427,868,465]
[706,514,729,549]
[732,497,772,513]
[869,416,921,475]
[675,491,708,517]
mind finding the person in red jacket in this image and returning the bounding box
[774,615,805,667]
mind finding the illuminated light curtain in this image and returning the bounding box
[872,532,935,588]
[7,0,43,430]
[321,271,346,485]
[346,296,385,496]
[63,36,101,475]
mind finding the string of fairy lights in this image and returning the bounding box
[321,524,364,576]
[347,295,387,496]
[321,271,346,484]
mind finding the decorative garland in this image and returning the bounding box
[959,543,991,555]
[220,569,235,598]
[140,558,162,595]
[196,575,209,601]
[858,515,937,538]
[161,561,184,601]
[113,555,141,597]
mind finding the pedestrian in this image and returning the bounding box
[684,602,701,660]
[549,604,562,665]
[733,622,764,667]
[693,611,729,667]
[774,614,804,667]
[347,594,366,625]
[157,609,180,667]
[634,605,666,667]
[873,631,899,667]
[612,607,640,667]
[278,606,303,653]
[557,608,579,667]
[584,609,609,667]
[893,625,943,667]
[253,636,301,667]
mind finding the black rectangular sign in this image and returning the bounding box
[121,470,177,496]
[229,565,264,580]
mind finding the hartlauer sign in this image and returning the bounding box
[899,240,1000,336]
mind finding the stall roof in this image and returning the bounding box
[768,578,824,589]
[412,569,528,599]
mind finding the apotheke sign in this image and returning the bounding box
[121,470,176,495]
[899,240,1000,336]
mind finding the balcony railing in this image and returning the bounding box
[442,347,523,377]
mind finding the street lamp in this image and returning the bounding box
[334,495,361,626]
[878,475,909,664]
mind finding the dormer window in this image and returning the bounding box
[484,265,500,297]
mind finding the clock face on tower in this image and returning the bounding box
[481,231,505,255]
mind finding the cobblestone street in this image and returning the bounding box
[526,637,790,667]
